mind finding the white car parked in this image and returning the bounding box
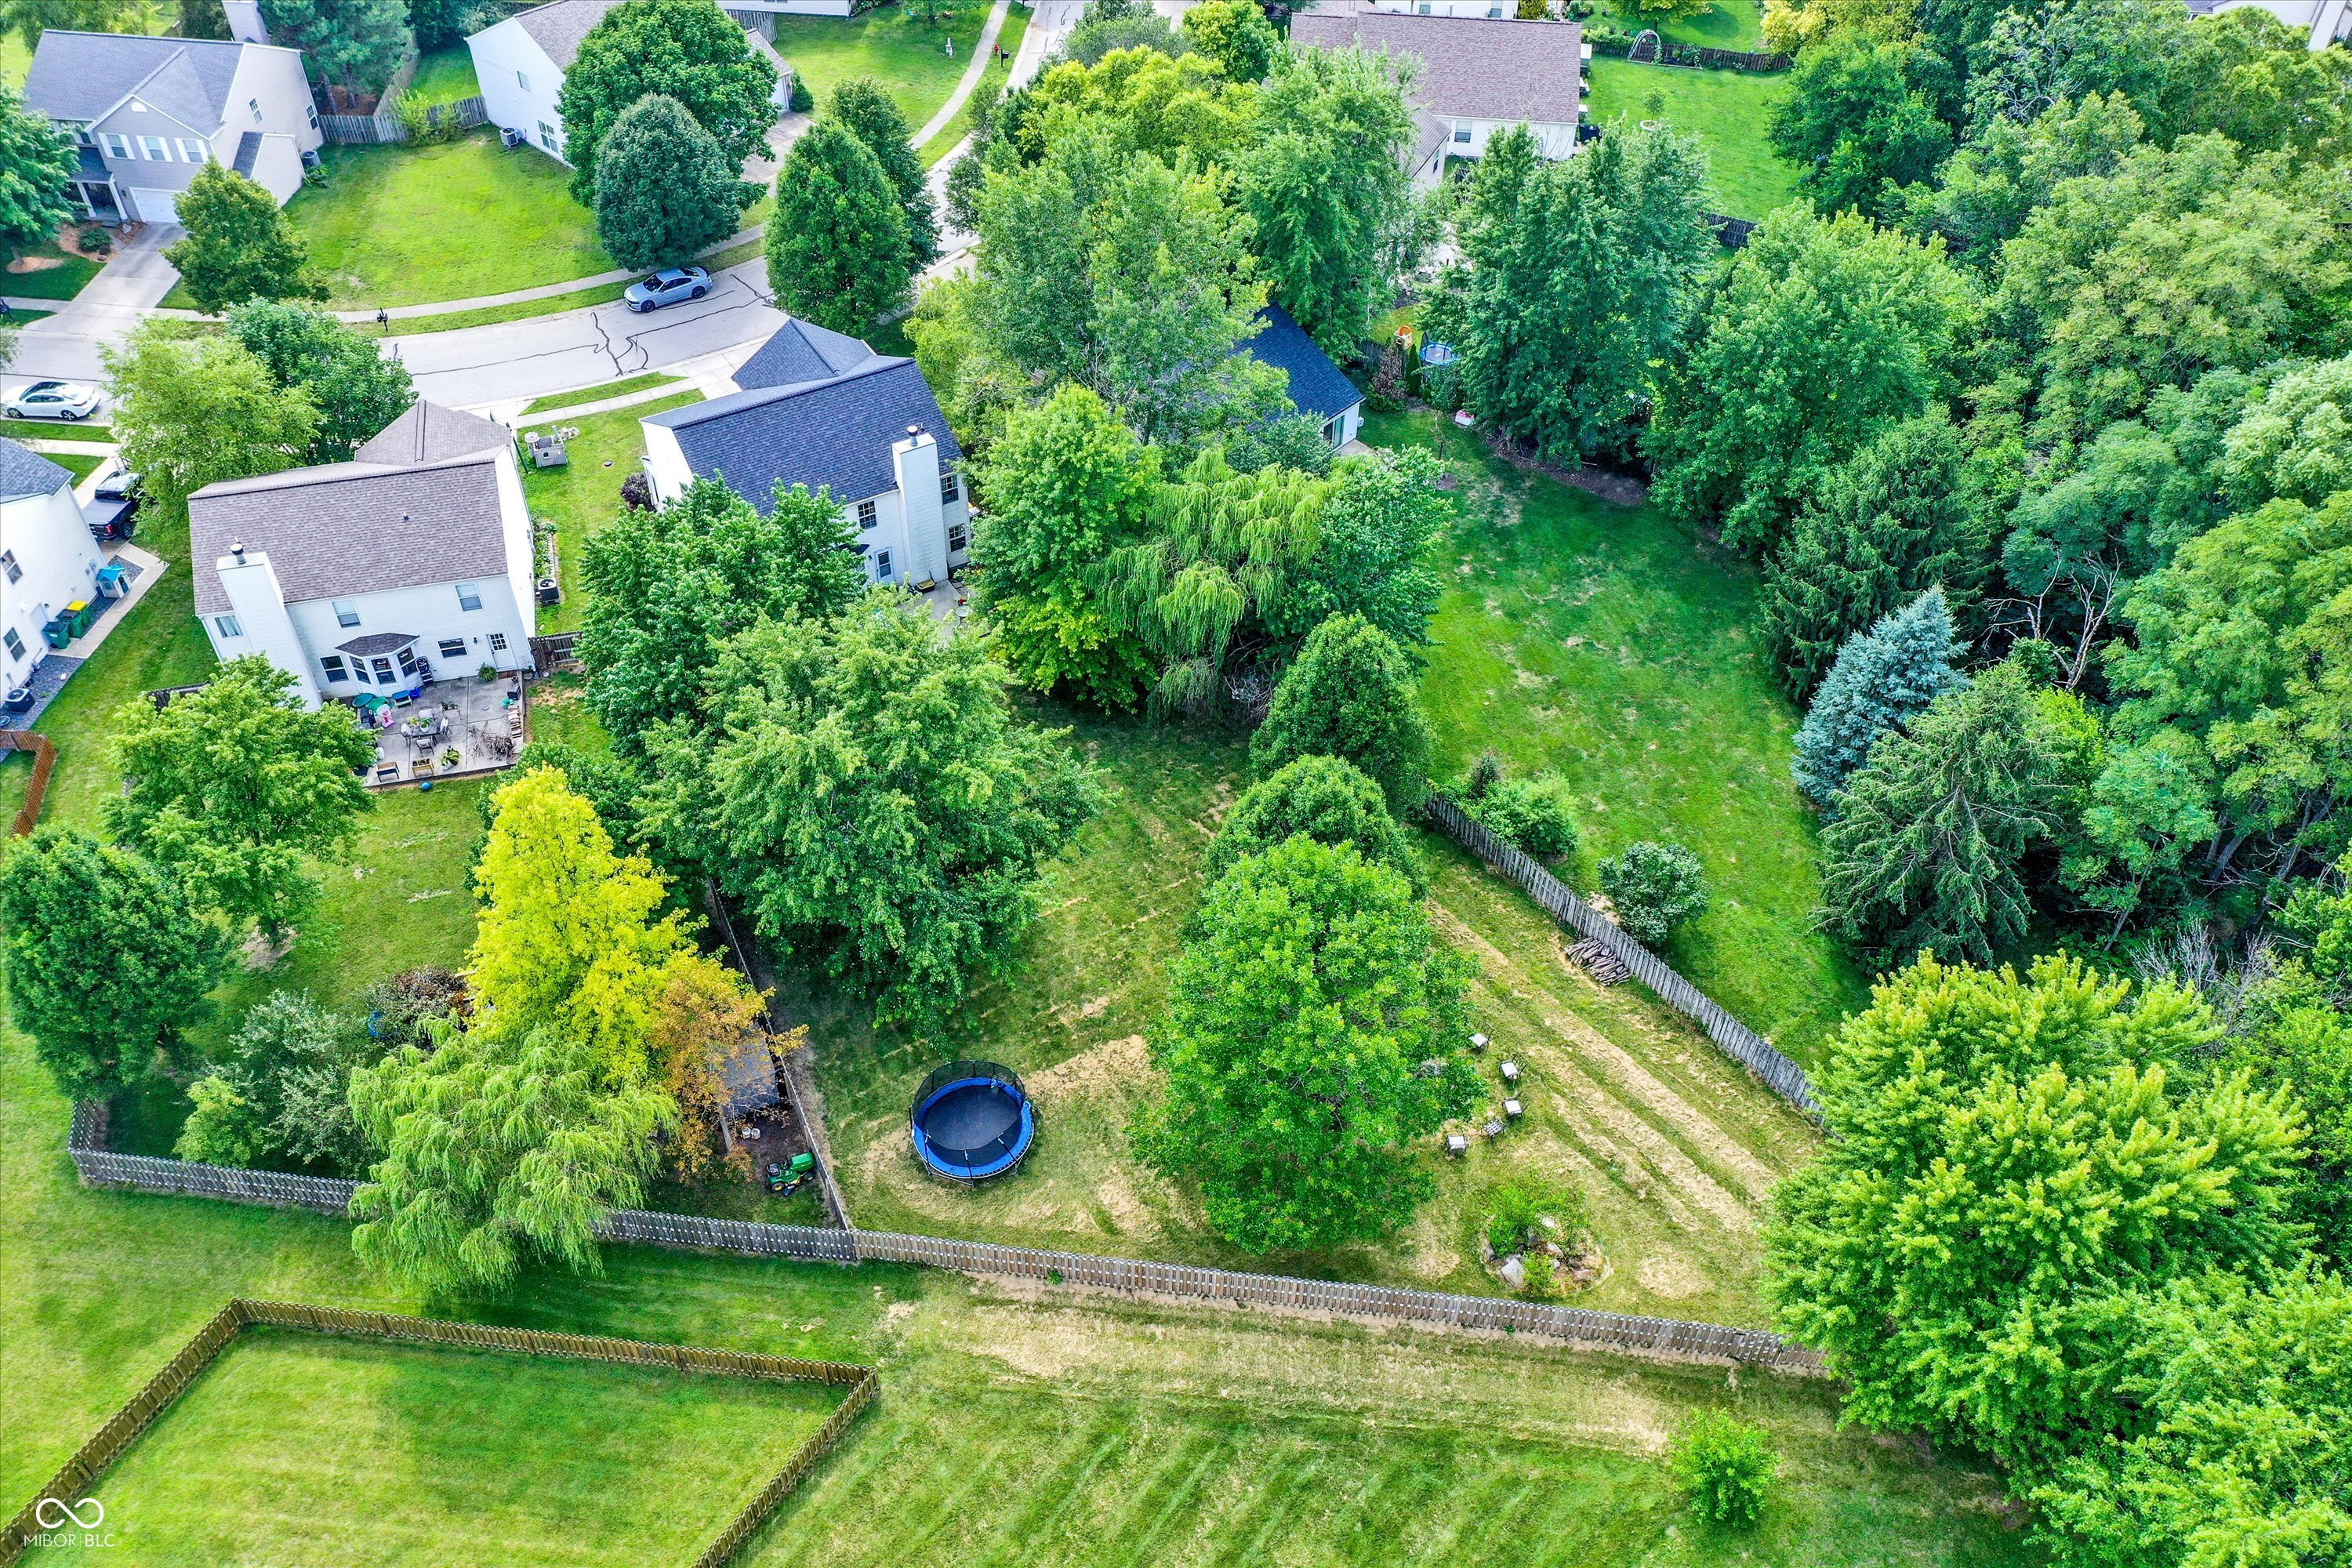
[2,380,101,421]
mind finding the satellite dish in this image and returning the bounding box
[1420,341,1457,366]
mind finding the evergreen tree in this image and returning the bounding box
[180,0,232,38]
[593,93,748,270]
[162,163,326,314]
[1203,753,1425,894]
[0,80,75,263]
[766,119,909,333]
[1250,613,1433,811]
[1793,589,1966,808]
[1817,655,2069,964]
[556,0,778,201]
[258,0,408,100]
[829,76,938,269]
[1759,415,1996,700]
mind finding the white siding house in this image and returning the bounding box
[0,443,103,699]
[22,31,321,226]
[2187,0,2352,45]
[188,404,537,708]
[641,318,971,590]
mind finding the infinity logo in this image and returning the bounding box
[34,1496,102,1530]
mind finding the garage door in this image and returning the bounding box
[125,188,179,225]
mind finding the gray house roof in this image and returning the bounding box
[1240,305,1362,424]
[647,354,960,512]
[188,402,514,616]
[358,401,509,465]
[1290,8,1585,154]
[508,0,626,71]
[733,317,879,391]
[0,437,72,503]
[22,32,248,130]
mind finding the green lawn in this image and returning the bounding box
[919,2,1033,165]
[46,451,103,484]
[20,1330,839,1567]
[404,45,481,107]
[774,4,996,129]
[288,129,617,308]
[521,392,703,633]
[1386,409,1865,1065]
[521,372,688,417]
[13,422,114,445]
[1586,57,1801,220]
[1602,0,1769,52]
[2,238,103,302]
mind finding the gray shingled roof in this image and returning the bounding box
[358,401,509,465]
[647,358,960,513]
[734,318,879,391]
[508,0,626,71]
[188,402,514,617]
[337,631,419,656]
[1240,305,1362,424]
[22,31,247,130]
[0,437,72,503]
[1290,9,1584,129]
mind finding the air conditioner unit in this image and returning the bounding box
[501,126,525,149]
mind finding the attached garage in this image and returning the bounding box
[125,187,180,225]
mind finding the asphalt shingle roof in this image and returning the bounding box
[358,401,510,465]
[0,437,72,503]
[22,31,247,130]
[1240,305,1363,424]
[733,318,880,390]
[188,402,514,616]
[647,356,960,511]
[507,0,626,71]
[1290,8,1584,133]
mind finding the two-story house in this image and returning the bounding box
[188,402,538,708]
[22,31,321,227]
[1291,2,1586,185]
[639,318,970,590]
[0,441,103,711]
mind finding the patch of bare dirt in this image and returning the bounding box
[1481,430,1650,506]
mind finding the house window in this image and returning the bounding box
[370,655,394,681]
[1454,124,1472,143]
[488,632,508,653]
[320,655,348,682]
[305,103,319,129]
[438,638,466,659]
[214,614,242,638]
[350,661,372,684]
[538,121,557,151]
[1417,2,1430,10]
[332,598,359,627]
[517,70,530,90]
[455,582,482,612]
[249,97,263,125]
[855,499,877,529]
[2,628,21,662]
[939,473,960,504]
[397,645,419,677]
[102,133,130,158]
[139,136,168,160]
[0,550,17,584]
[1322,414,1341,445]
[873,549,893,583]
[947,524,967,553]
[178,138,207,162]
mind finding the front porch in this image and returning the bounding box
[349,671,529,789]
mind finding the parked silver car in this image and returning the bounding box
[622,267,710,313]
[2,379,100,420]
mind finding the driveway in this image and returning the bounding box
[4,223,183,400]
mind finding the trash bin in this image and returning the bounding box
[41,617,71,649]
[64,600,96,637]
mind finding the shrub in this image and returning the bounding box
[787,73,813,114]
[1204,753,1425,895]
[1599,840,1708,946]
[1482,1180,1590,1259]
[1671,1411,1777,1526]
[1468,771,1579,858]
[1250,614,1432,811]
[619,470,653,510]
[1461,750,1503,801]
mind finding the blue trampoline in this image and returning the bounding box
[911,1059,1036,1183]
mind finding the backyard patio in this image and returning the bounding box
[350,671,528,788]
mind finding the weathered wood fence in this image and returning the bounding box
[65,1105,1821,1372]
[0,1294,876,1567]
[1424,795,1820,1116]
[1588,31,1789,70]
[319,95,489,144]
[0,730,55,835]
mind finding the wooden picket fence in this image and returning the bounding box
[65,1105,1821,1372]
[0,1297,876,1567]
[1423,795,1821,1116]
[0,730,55,836]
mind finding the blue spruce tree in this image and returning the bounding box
[1792,586,1965,808]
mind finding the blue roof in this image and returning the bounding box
[0,437,73,503]
[1239,304,1363,424]
[734,318,880,390]
[646,357,960,509]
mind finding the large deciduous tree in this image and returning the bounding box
[0,80,76,263]
[766,118,911,333]
[1646,205,1975,555]
[106,325,320,528]
[104,656,376,941]
[1178,0,1277,81]
[1766,953,2307,1484]
[1766,31,1952,222]
[1250,612,1432,811]
[1203,753,1424,894]
[1436,122,1713,464]
[223,299,414,463]
[557,0,778,201]
[0,829,227,1100]
[639,605,1102,1027]
[579,474,863,746]
[162,164,327,315]
[968,382,1160,709]
[1136,836,1479,1253]
[829,77,938,270]
[592,93,749,271]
